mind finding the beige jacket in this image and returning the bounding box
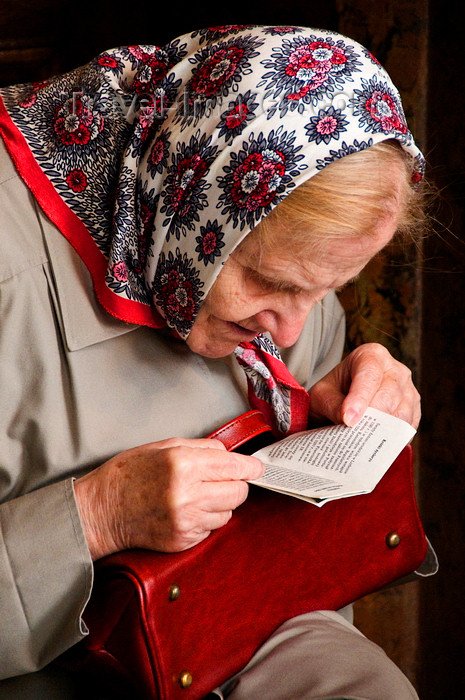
[0,139,346,678]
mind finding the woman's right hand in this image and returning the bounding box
[74,438,264,560]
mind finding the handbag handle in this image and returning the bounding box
[207,409,273,452]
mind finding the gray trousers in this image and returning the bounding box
[215,610,419,700]
[0,610,418,700]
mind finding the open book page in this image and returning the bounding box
[249,407,416,507]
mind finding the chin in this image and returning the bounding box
[193,344,237,359]
[186,336,236,359]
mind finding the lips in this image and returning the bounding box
[226,321,259,340]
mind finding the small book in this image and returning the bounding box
[249,407,416,507]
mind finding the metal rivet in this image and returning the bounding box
[168,584,181,601]
[386,532,401,548]
[178,671,193,689]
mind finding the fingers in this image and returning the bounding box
[340,344,391,425]
[157,447,260,552]
[147,437,264,481]
[309,343,421,429]
[348,368,420,426]
[308,379,346,426]
[132,443,263,553]
[167,463,251,519]
[342,344,420,427]
[394,386,421,428]
[154,479,250,553]
[197,479,250,512]
[152,436,228,451]
[201,451,265,483]
[162,444,264,483]
[162,509,235,552]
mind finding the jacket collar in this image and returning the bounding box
[40,206,138,352]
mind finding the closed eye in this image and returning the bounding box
[245,268,304,295]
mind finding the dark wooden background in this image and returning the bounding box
[1,1,463,697]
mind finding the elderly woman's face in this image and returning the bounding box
[187,209,399,359]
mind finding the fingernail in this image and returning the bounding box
[343,408,358,427]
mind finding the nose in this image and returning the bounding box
[254,297,316,348]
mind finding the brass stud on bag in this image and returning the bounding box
[386,532,401,548]
[168,584,181,601]
[178,671,193,689]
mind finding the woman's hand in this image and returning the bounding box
[74,438,264,560]
[308,342,421,429]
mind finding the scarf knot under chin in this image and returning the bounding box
[236,335,310,435]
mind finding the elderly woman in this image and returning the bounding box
[0,25,426,699]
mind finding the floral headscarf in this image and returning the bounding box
[0,25,424,435]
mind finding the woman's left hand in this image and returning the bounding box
[308,342,421,429]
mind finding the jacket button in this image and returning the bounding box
[168,584,181,601]
[179,671,193,688]
[386,532,401,548]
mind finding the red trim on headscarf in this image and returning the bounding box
[263,351,310,431]
[0,95,165,329]
[237,341,310,436]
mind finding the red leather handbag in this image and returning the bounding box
[71,411,429,700]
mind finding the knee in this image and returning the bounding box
[224,612,419,700]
